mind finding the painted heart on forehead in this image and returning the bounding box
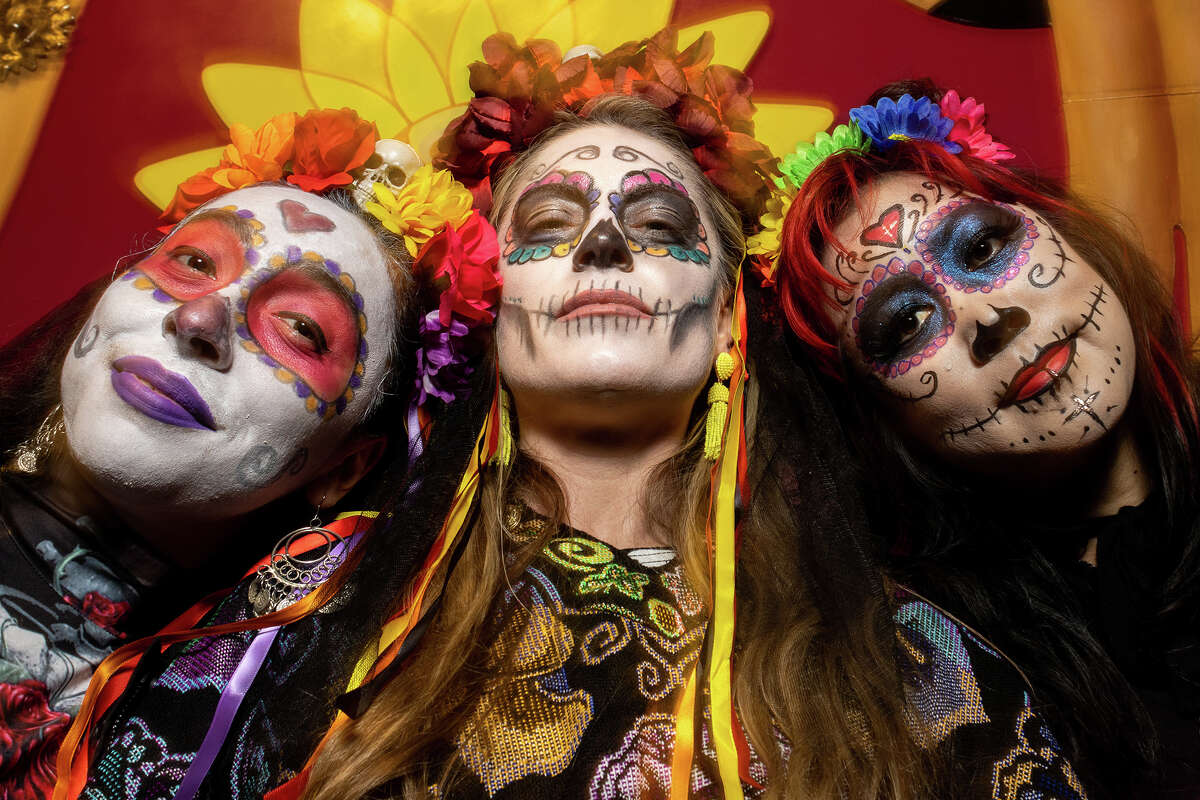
[860,204,905,249]
[60,183,398,518]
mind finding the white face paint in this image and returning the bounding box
[495,126,728,402]
[60,184,396,518]
[823,172,1136,469]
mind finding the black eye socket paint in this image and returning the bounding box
[504,173,598,265]
[609,169,710,266]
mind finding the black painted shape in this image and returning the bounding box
[572,219,634,272]
[971,305,1031,365]
[929,0,1048,28]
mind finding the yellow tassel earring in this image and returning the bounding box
[704,352,735,461]
[495,389,515,466]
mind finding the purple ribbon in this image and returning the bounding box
[170,529,364,800]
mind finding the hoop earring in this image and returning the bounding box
[9,404,65,475]
[249,500,346,615]
[703,352,735,461]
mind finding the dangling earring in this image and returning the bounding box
[494,389,515,467]
[249,498,346,616]
[8,404,65,475]
[704,352,735,461]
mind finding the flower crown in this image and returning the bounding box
[433,28,777,226]
[748,89,1013,277]
[160,107,501,408]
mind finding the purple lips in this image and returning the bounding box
[110,356,216,430]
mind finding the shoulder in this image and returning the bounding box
[893,593,1090,800]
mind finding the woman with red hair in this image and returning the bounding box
[770,79,1200,798]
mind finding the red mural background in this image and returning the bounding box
[0,0,1064,344]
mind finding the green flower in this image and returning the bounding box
[778,122,869,191]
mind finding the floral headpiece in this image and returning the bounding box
[433,28,777,225]
[160,108,501,409]
[749,89,1014,280]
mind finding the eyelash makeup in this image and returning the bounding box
[124,206,264,303]
[504,171,600,264]
[853,257,956,377]
[609,169,710,265]
[234,245,368,419]
[915,199,1037,293]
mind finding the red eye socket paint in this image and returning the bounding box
[137,217,249,300]
[245,269,360,402]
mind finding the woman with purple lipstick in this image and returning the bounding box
[0,105,502,798]
[770,80,1200,796]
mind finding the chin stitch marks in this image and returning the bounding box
[916,199,1037,294]
[234,247,367,419]
[943,407,1001,442]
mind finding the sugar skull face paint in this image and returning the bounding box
[823,172,1136,467]
[495,126,728,402]
[60,184,397,520]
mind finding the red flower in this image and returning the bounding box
[414,212,501,327]
[0,681,71,800]
[81,591,130,629]
[288,108,379,193]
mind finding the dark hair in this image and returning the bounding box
[775,79,1200,795]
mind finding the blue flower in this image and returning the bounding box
[849,94,961,154]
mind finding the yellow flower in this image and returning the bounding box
[746,184,796,258]
[364,164,473,256]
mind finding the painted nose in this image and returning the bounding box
[163,294,234,371]
[971,305,1031,365]
[572,219,634,272]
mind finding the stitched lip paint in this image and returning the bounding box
[997,337,1076,408]
[110,355,217,430]
[556,289,652,321]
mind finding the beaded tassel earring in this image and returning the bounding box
[704,352,736,460]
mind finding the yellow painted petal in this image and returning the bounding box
[301,72,408,137]
[134,146,227,210]
[754,102,836,160]
[409,104,470,162]
[572,0,671,51]
[678,10,771,71]
[496,0,567,43]
[391,0,469,71]
[529,2,575,48]
[386,17,454,120]
[448,0,501,104]
[299,0,391,100]
[201,64,315,128]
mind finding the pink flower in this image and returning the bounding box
[939,90,1015,163]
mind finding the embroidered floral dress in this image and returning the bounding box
[0,475,174,800]
[425,513,1089,800]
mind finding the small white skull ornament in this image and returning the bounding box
[351,139,423,207]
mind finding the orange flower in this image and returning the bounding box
[159,112,296,225]
[288,108,378,192]
[211,112,297,189]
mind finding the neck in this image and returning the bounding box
[513,387,696,549]
[43,451,248,569]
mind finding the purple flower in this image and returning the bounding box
[849,94,960,154]
[415,310,473,404]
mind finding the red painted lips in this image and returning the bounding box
[557,289,652,322]
[998,337,1077,408]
